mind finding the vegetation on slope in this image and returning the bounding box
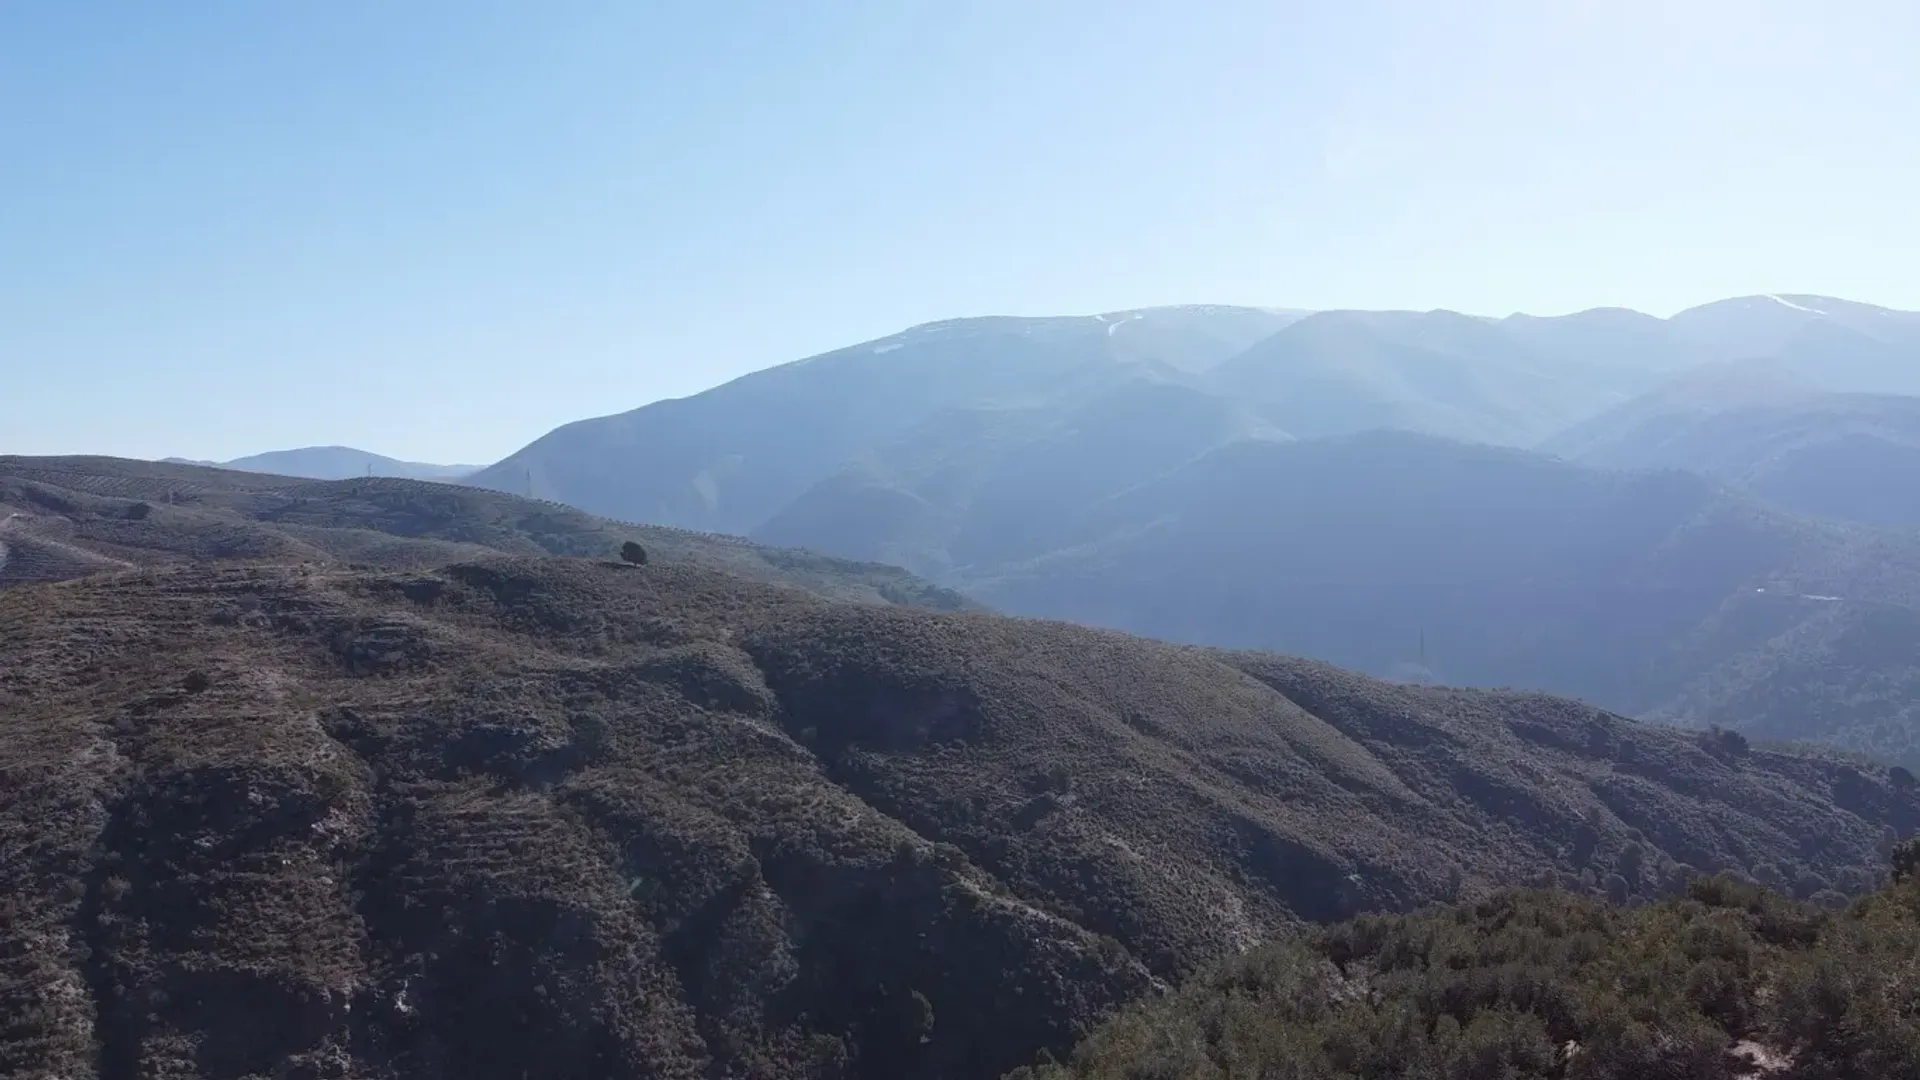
[1543,360,1920,529]
[966,430,1920,762]
[1012,863,1920,1079]
[4,551,1917,1080]
[0,454,971,609]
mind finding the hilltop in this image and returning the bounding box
[164,446,481,482]
[4,551,1916,1079]
[0,455,970,611]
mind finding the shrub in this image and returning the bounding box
[1026,858,1920,1080]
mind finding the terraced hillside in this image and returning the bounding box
[3,556,1915,1079]
[0,455,971,610]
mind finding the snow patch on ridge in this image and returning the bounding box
[1765,294,1827,315]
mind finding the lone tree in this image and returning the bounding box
[1892,765,1917,793]
[619,541,648,566]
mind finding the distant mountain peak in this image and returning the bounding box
[166,446,479,482]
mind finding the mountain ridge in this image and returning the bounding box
[164,445,480,482]
[459,293,1920,534]
[439,294,1920,761]
[0,454,973,611]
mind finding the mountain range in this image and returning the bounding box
[165,446,479,482]
[445,294,1920,762]
[0,456,967,610]
[4,458,1916,1079]
[13,283,1920,1076]
[462,294,1920,532]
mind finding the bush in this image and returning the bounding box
[1026,862,1920,1079]
[619,540,648,565]
[1700,724,1750,758]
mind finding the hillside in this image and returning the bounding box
[751,374,1285,578]
[1543,372,1920,528]
[187,446,480,481]
[1204,309,1655,446]
[4,555,1916,1080]
[0,455,970,610]
[458,294,1920,601]
[959,431,1920,761]
[459,296,1920,587]
[1013,868,1920,1079]
[461,307,1298,533]
[1664,294,1920,392]
[473,296,1872,535]
[438,289,1920,761]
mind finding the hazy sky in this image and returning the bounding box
[5,1,1918,463]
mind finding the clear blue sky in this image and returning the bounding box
[5,0,1917,463]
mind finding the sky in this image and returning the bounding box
[4,0,1918,464]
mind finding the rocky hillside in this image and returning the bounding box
[4,554,1915,1080]
[0,455,970,610]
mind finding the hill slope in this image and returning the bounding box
[1205,309,1654,446]
[4,555,1915,1080]
[166,446,478,481]
[1665,294,1920,392]
[460,295,1920,596]
[1015,870,1920,1079]
[750,373,1285,578]
[1543,371,1920,528]
[0,455,971,610]
[461,307,1297,533]
[960,431,1920,761]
